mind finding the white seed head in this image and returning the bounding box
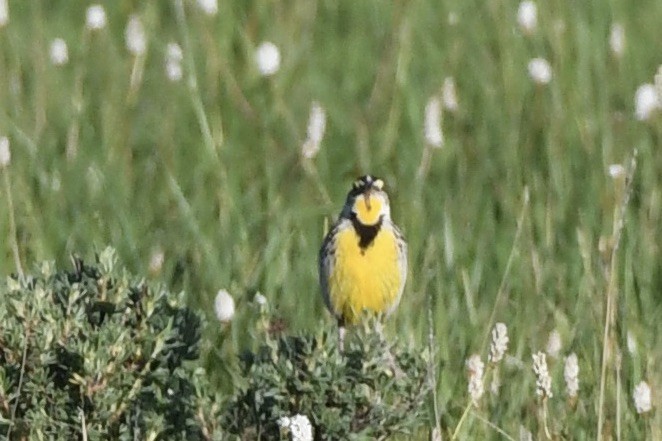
[278,414,313,441]
[633,381,652,414]
[545,329,562,358]
[165,42,184,82]
[125,15,147,56]
[148,247,165,274]
[488,322,509,363]
[0,136,10,168]
[255,41,281,76]
[528,58,552,85]
[214,289,235,323]
[466,354,485,407]
[609,23,625,58]
[517,1,537,34]
[634,83,661,121]
[0,0,8,27]
[197,0,218,16]
[627,330,637,355]
[532,351,553,398]
[301,101,326,159]
[442,77,459,112]
[564,353,579,398]
[49,38,69,66]
[86,5,107,31]
[254,292,267,306]
[424,96,444,148]
[167,42,183,62]
[608,164,625,179]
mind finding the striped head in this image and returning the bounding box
[340,175,391,226]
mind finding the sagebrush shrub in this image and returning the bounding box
[0,248,219,440]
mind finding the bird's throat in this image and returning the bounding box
[351,218,382,249]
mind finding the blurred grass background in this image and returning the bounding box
[0,0,660,438]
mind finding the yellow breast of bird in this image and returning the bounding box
[329,225,402,324]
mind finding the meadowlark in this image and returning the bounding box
[319,175,407,346]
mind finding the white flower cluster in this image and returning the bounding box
[488,322,509,363]
[278,414,313,441]
[633,381,652,414]
[255,42,281,76]
[197,0,218,16]
[165,43,184,82]
[424,96,444,148]
[301,101,326,159]
[634,65,662,121]
[214,289,235,323]
[609,23,625,58]
[532,351,552,398]
[442,77,459,112]
[466,354,485,407]
[86,5,107,31]
[545,329,562,358]
[125,15,147,56]
[563,353,579,398]
[50,38,69,66]
[528,58,552,85]
[517,1,537,34]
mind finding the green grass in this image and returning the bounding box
[0,0,660,439]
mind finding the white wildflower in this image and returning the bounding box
[86,5,107,31]
[517,1,537,34]
[214,289,235,323]
[254,292,267,306]
[165,42,184,82]
[442,77,459,112]
[255,41,281,76]
[49,38,69,66]
[564,353,579,398]
[633,381,652,414]
[278,414,313,441]
[148,247,165,274]
[0,0,8,27]
[424,96,444,148]
[528,58,552,85]
[197,0,218,16]
[609,23,625,58]
[608,164,625,179]
[634,83,661,121]
[532,351,553,398]
[466,354,485,406]
[546,329,562,358]
[488,322,509,363]
[0,136,10,168]
[301,101,326,159]
[627,330,637,355]
[125,15,147,56]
